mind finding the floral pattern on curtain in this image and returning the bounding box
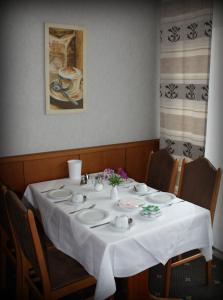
[160,0,213,160]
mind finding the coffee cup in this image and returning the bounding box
[72,193,84,203]
[58,67,82,94]
[114,215,129,229]
[135,183,147,193]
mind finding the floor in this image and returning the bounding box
[1,255,223,300]
[149,256,223,300]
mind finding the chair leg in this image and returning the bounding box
[206,260,212,285]
[21,277,29,300]
[16,251,29,300]
[164,259,172,297]
[16,263,23,300]
[0,249,7,288]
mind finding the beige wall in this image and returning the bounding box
[0,0,160,156]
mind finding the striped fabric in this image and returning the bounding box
[160,0,213,160]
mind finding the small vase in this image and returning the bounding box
[110,185,119,200]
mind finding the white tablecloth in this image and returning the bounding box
[23,178,213,300]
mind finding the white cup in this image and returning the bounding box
[135,183,147,193]
[72,193,84,203]
[67,159,82,183]
[114,215,129,229]
[94,182,103,192]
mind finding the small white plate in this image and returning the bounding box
[76,208,109,225]
[146,192,176,205]
[110,218,134,232]
[47,189,73,201]
[117,198,145,211]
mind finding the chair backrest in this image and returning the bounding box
[5,190,50,286]
[178,157,222,223]
[0,182,13,239]
[0,183,8,230]
[145,149,178,193]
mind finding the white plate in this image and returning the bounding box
[117,198,145,211]
[130,186,151,196]
[76,208,109,225]
[146,192,176,204]
[47,189,73,200]
[139,210,162,220]
[110,219,134,232]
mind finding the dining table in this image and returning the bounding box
[22,174,213,300]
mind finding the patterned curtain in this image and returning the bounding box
[160,0,213,160]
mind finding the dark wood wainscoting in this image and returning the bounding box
[0,139,159,196]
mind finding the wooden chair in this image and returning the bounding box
[164,157,222,297]
[0,182,51,298]
[5,189,97,300]
[145,149,178,193]
[0,182,17,289]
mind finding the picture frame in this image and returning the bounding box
[45,23,86,114]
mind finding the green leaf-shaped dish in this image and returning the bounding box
[141,205,160,215]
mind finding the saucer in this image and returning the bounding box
[131,185,151,195]
[50,82,83,103]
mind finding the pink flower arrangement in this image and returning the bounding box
[103,168,128,181]
[117,168,128,180]
[103,168,115,180]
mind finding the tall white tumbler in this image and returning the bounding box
[67,159,82,184]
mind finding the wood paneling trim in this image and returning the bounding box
[0,162,24,196]
[81,148,125,174]
[0,139,159,195]
[0,140,158,163]
[126,143,158,182]
[23,154,80,186]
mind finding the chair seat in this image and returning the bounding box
[47,247,95,290]
[6,190,97,300]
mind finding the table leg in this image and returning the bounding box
[127,269,149,300]
[127,270,181,300]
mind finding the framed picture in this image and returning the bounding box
[45,23,85,113]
